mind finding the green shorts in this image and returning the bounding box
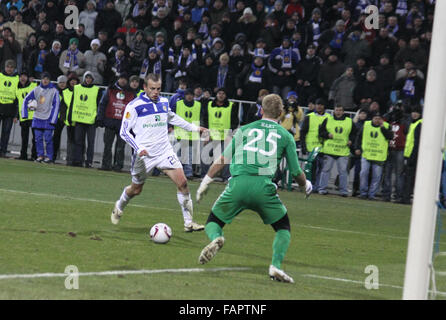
[211,175,287,225]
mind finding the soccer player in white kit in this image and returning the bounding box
[111,73,207,232]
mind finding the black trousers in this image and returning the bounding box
[19,120,37,160]
[52,119,65,160]
[66,125,76,165]
[0,115,13,155]
[74,123,96,166]
[402,164,416,203]
[102,126,125,170]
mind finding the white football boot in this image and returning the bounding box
[184,221,205,232]
[111,201,123,225]
[182,197,204,232]
[269,265,295,283]
[198,236,225,264]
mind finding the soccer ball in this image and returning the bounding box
[150,223,172,244]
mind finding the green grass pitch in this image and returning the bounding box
[1,157,445,300]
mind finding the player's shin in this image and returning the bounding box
[177,192,193,225]
[271,229,291,269]
[205,221,223,241]
[117,186,133,211]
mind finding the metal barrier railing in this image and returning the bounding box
[34,79,357,123]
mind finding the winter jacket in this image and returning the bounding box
[329,74,357,111]
[84,50,107,85]
[22,82,60,130]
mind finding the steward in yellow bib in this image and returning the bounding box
[354,111,393,200]
[202,88,239,181]
[300,98,331,192]
[16,71,37,160]
[0,59,19,157]
[401,105,423,204]
[68,71,102,168]
[318,105,356,196]
[174,89,203,178]
[174,89,202,141]
[62,74,80,165]
[52,75,69,162]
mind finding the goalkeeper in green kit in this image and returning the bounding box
[196,94,312,283]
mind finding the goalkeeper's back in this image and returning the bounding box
[224,117,303,180]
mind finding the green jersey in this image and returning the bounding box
[223,119,303,179]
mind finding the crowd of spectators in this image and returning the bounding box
[0,0,433,112]
[0,0,440,203]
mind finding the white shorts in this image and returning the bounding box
[131,150,183,184]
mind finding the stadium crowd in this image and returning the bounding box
[0,0,443,204]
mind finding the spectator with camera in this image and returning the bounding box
[279,91,303,150]
[392,66,425,107]
[381,101,411,202]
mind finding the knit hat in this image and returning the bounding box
[312,8,321,15]
[90,38,101,48]
[41,72,51,80]
[287,91,298,99]
[243,7,253,16]
[37,36,47,44]
[69,38,79,46]
[57,75,68,83]
[67,73,79,83]
[129,75,139,82]
[315,98,327,106]
[118,72,128,80]
[335,19,344,27]
[83,71,94,82]
[370,111,382,118]
[411,104,422,114]
[212,37,224,46]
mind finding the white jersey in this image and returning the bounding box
[120,93,199,157]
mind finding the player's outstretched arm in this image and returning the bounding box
[196,155,229,203]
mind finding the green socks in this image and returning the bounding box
[271,229,291,269]
[206,222,290,269]
[205,222,223,241]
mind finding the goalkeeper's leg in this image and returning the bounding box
[198,212,226,264]
[269,214,294,283]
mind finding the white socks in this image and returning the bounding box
[117,187,132,211]
[177,192,193,226]
[117,188,193,226]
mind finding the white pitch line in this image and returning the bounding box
[302,273,446,297]
[0,267,250,280]
[296,224,409,241]
[0,188,433,242]
[0,188,149,209]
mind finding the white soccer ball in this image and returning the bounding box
[150,223,172,244]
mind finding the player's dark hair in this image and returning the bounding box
[144,73,161,86]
